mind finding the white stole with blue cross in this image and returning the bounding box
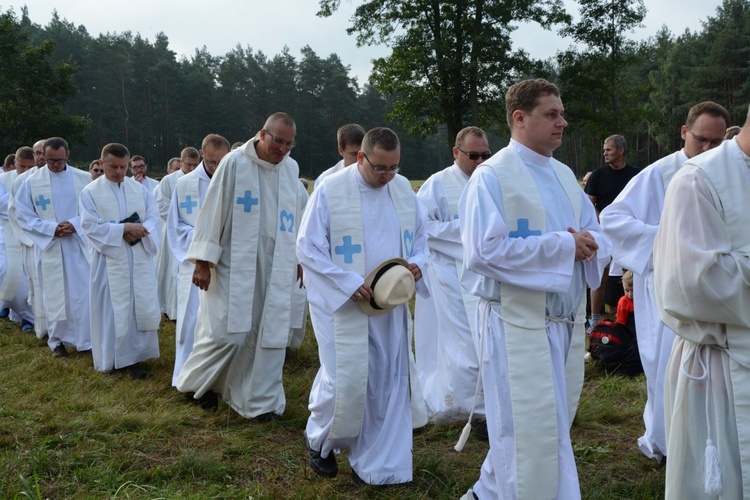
[87,177,161,343]
[226,147,301,348]
[491,146,582,500]
[27,166,90,322]
[324,166,417,440]
[0,171,23,302]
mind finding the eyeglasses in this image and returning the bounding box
[457,147,492,161]
[264,130,296,149]
[130,163,147,170]
[687,128,723,147]
[362,152,399,174]
[92,168,103,173]
[46,158,67,166]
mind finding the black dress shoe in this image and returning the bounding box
[0,307,9,319]
[308,445,338,478]
[197,391,219,410]
[128,363,148,379]
[53,343,69,357]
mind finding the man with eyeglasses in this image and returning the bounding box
[154,147,201,321]
[0,147,36,330]
[600,101,729,465]
[298,126,429,485]
[9,140,48,339]
[414,126,490,428]
[32,140,46,167]
[652,105,749,498]
[128,155,159,192]
[176,113,308,419]
[459,79,609,500]
[89,160,104,180]
[15,137,93,358]
[166,135,230,389]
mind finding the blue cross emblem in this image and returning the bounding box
[180,195,198,214]
[509,218,541,238]
[237,190,259,213]
[335,235,362,264]
[35,194,51,211]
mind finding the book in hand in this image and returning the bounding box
[120,212,142,246]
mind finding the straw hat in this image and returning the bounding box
[359,258,415,316]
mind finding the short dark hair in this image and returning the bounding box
[4,154,15,169]
[361,127,400,154]
[129,155,146,167]
[44,137,69,153]
[201,133,230,151]
[15,147,34,161]
[686,101,729,129]
[337,124,366,149]
[505,78,561,129]
[180,148,199,161]
[604,134,627,153]
[101,143,130,161]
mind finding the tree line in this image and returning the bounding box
[1,0,749,180]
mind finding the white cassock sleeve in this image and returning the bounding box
[459,169,579,293]
[155,176,173,221]
[139,184,161,256]
[417,177,463,262]
[15,180,56,251]
[600,167,663,276]
[655,166,750,329]
[0,183,9,221]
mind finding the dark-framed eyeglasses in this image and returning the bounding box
[264,130,296,149]
[687,128,723,148]
[457,147,492,161]
[46,158,67,166]
[362,152,399,174]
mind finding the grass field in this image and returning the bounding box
[0,314,665,499]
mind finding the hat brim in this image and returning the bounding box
[359,258,413,316]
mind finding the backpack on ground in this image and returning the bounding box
[587,320,643,376]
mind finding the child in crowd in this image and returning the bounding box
[616,270,635,333]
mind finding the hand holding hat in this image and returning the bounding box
[358,258,416,316]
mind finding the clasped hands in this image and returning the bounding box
[123,222,148,243]
[568,227,598,262]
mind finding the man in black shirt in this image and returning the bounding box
[585,135,639,328]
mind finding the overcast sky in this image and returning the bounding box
[11,0,724,83]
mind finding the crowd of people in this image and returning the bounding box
[2,79,749,499]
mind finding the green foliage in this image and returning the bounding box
[0,9,88,154]
[319,0,571,144]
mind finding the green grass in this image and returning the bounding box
[0,315,664,498]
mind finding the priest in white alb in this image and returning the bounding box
[176,113,308,419]
[314,123,365,189]
[298,127,429,485]
[414,125,491,425]
[154,146,201,320]
[80,143,162,379]
[600,101,729,463]
[15,137,92,357]
[167,135,229,388]
[458,79,610,500]
[0,147,35,328]
[654,110,750,500]
[9,140,47,338]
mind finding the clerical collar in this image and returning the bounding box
[510,139,551,168]
[202,162,212,179]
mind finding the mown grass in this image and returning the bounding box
[0,313,664,499]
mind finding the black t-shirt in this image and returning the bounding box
[584,163,640,212]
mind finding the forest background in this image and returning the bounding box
[1,0,749,180]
